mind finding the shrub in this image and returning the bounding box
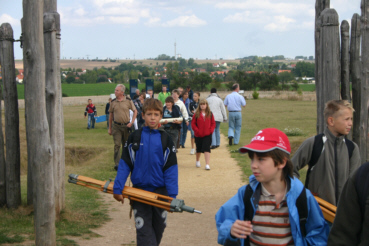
[252,90,259,99]
[297,88,303,96]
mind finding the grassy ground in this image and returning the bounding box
[219,98,315,183]
[0,99,314,245]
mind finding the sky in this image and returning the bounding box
[0,0,362,60]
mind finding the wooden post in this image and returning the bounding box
[315,0,330,134]
[341,20,350,102]
[22,0,56,244]
[351,14,361,145]
[0,23,21,209]
[44,10,65,216]
[0,82,6,206]
[320,9,341,113]
[361,0,369,162]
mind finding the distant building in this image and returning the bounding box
[278,70,292,74]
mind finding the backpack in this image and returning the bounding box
[354,162,369,219]
[305,133,355,188]
[224,185,309,246]
[131,127,170,154]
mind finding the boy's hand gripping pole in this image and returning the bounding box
[68,174,202,214]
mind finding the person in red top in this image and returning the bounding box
[84,99,97,129]
[191,99,215,170]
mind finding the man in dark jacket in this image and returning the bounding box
[328,162,369,246]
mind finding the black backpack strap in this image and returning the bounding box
[296,188,308,239]
[159,128,169,153]
[354,162,369,218]
[344,138,355,159]
[131,128,143,151]
[306,133,325,188]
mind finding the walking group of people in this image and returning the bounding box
[87,82,368,246]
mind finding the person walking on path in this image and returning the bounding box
[158,85,171,104]
[189,92,200,155]
[84,99,97,129]
[113,98,178,246]
[179,90,192,148]
[105,98,112,129]
[191,99,215,170]
[162,96,182,152]
[133,92,146,128]
[207,88,227,149]
[109,84,137,170]
[186,85,194,101]
[172,89,189,149]
[224,83,246,146]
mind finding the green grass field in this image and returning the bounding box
[0,98,314,244]
[15,83,316,99]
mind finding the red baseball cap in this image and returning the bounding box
[239,128,291,154]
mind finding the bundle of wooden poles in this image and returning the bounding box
[68,174,202,214]
[314,196,336,223]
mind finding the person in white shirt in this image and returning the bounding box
[172,89,189,148]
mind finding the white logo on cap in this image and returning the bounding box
[277,137,287,149]
[251,136,265,142]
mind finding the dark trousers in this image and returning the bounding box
[112,123,130,166]
[132,188,168,246]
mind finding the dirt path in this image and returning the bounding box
[72,132,245,246]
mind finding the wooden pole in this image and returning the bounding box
[360,0,369,162]
[44,10,65,216]
[315,0,330,134]
[0,80,6,206]
[22,0,56,244]
[320,9,341,109]
[351,14,361,145]
[0,23,21,209]
[341,20,350,102]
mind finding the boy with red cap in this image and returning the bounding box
[215,128,329,246]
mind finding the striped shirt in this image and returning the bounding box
[249,184,294,246]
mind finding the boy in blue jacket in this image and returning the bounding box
[215,128,329,246]
[113,98,178,246]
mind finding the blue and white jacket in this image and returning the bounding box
[215,175,329,246]
[113,126,178,198]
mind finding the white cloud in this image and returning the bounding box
[264,16,295,32]
[163,15,207,27]
[145,17,161,27]
[109,16,139,24]
[0,14,20,27]
[74,8,86,17]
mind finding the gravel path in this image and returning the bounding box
[72,132,245,246]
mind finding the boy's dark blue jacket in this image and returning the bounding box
[113,126,178,198]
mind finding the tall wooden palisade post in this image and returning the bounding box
[341,20,350,102]
[351,14,361,145]
[320,9,341,106]
[360,0,369,162]
[44,0,65,215]
[0,75,6,207]
[0,23,21,209]
[22,0,56,244]
[315,0,330,134]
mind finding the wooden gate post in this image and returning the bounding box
[360,0,369,162]
[351,14,362,145]
[320,9,341,117]
[0,23,21,209]
[22,0,56,244]
[315,0,330,134]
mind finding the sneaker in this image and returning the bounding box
[182,145,185,148]
[196,162,201,168]
[190,149,195,155]
[210,146,216,149]
[228,136,233,146]
[114,165,118,171]
[205,164,210,170]
[215,145,219,148]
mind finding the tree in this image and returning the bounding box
[188,58,195,68]
[278,72,295,83]
[293,61,315,77]
[193,73,212,90]
[66,76,76,83]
